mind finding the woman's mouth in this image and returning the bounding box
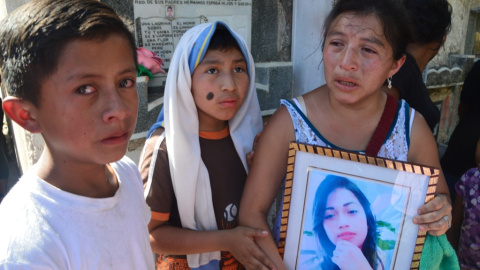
[338,232,356,241]
[338,80,357,86]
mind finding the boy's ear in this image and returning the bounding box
[2,97,42,133]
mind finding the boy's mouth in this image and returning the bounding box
[219,98,238,108]
[101,132,129,145]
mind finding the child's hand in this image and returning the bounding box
[331,240,372,270]
[247,132,262,167]
[413,193,452,236]
[223,226,276,270]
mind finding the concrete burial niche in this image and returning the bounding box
[126,0,253,163]
[133,0,252,105]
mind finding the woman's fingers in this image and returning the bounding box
[413,194,452,235]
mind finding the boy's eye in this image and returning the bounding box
[75,85,97,95]
[362,47,377,54]
[119,78,135,88]
[234,66,246,73]
[206,68,219,74]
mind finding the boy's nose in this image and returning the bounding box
[220,72,236,92]
[102,88,135,122]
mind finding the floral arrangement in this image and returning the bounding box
[137,47,166,78]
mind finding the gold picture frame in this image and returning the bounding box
[279,142,438,270]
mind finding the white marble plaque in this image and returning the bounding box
[133,0,252,70]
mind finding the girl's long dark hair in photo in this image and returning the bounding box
[312,175,383,270]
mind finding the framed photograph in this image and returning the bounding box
[279,143,439,270]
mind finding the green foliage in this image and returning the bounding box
[376,220,396,251]
[378,239,396,250]
[377,220,396,233]
[303,230,314,237]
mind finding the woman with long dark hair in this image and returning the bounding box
[313,175,383,270]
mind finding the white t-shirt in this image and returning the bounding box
[0,157,155,269]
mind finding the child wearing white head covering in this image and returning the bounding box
[139,21,269,270]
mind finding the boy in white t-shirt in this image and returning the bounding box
[0,0,154,268]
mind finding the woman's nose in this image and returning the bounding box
[340,48,358,71]
[337,213,349,228]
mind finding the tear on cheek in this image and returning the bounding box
[206,92,214,100]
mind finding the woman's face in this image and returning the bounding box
[323,188,368,249]
[323,12,404,106]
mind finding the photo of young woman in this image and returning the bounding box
[312,175,383,270]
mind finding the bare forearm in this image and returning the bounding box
[150,225,229,255]
[150,224,277,269]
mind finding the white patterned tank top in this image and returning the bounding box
[281,98,415,162]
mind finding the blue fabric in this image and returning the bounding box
[147,21,251,140]
[187,21,250,78]
[146,107,164,139]
[190,259,220,270]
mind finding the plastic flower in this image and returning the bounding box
[137,47,166,75]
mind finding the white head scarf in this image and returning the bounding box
[162,21,262,268]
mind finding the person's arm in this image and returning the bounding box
[407,112,452,236]
[140,131,275,269]
[148,220,275,270]
[239,106,296,270]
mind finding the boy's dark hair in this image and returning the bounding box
[322,0,412,61]
[207,26,242,53]
[404,0,452,49]
[0,0,137,107]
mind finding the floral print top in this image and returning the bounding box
[455,168,480,270]
[281,98,413,161]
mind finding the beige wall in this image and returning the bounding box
[0,0,30,21]
[431,0,480,67]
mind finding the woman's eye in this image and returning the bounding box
[324,213,334,220]
[330,41,343,47]
[206,68,218,74]
[234,67,246,73]
[119,79,135,88]
[348,209,358,214]
[75,85,97,95]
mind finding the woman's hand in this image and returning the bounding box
[332,240,373,270]
[222,226,276,270]
[413,193,452,236]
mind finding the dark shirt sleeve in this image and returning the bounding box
[139,127,174,222]
[391,53,440,131]
[460,60,480,106]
